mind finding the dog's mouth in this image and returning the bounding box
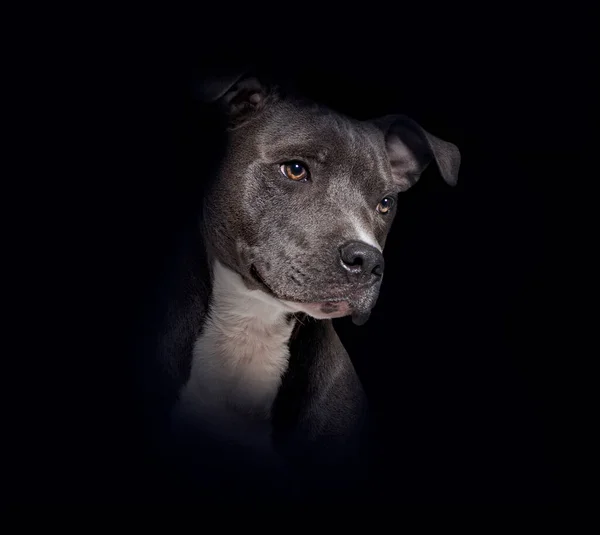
[250,264,277,295]
[249,264,374,325]
[251,263,344,303]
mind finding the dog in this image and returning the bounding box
[142,70,460,500]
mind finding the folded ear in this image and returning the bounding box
[373,115,461,191]
[194,68,273,126]
[194,68,249,103]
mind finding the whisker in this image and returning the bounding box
[294,313,306,326]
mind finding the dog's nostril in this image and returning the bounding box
[340,251,363,270]
[372,264,383,277]
[346,255,363,267]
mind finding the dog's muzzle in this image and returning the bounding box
[249,240,384,325]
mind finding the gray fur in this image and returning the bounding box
[158,74,460,491]
[202,81,458,322]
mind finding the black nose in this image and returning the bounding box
[339,241,385,282]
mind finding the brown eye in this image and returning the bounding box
[377,197,394,214]
[280,161,309,181]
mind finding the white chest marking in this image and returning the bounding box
[175,260,295,429]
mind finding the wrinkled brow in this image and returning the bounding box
[261,143,330,163]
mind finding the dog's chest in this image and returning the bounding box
[179,261,294,418]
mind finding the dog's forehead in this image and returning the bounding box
[253,100,391,178]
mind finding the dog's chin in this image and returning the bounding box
[282,299,374,325]
[281,300,353,320]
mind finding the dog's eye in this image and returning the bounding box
[280,161,309,181]
[377,197,394,214]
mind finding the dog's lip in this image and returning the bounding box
[251,264,335,303]
[250,264,374,305]
[250,264,278,295]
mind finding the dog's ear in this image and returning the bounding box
[194,68,249,104]
[194,68,272,126]
[373,115,460,191]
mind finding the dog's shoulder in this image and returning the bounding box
[272,318,369,472]
[138,222,212,431]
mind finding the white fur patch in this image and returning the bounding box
[173,260,295,441]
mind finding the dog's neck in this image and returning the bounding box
[178,259,296,423]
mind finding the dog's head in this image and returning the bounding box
[197,73,460,325]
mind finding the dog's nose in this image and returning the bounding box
[339,241,384,282]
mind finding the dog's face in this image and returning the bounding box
[201,76,460,325]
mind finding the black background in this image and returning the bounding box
[13,8,593,503]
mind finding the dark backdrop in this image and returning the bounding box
[15,9,593,503]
